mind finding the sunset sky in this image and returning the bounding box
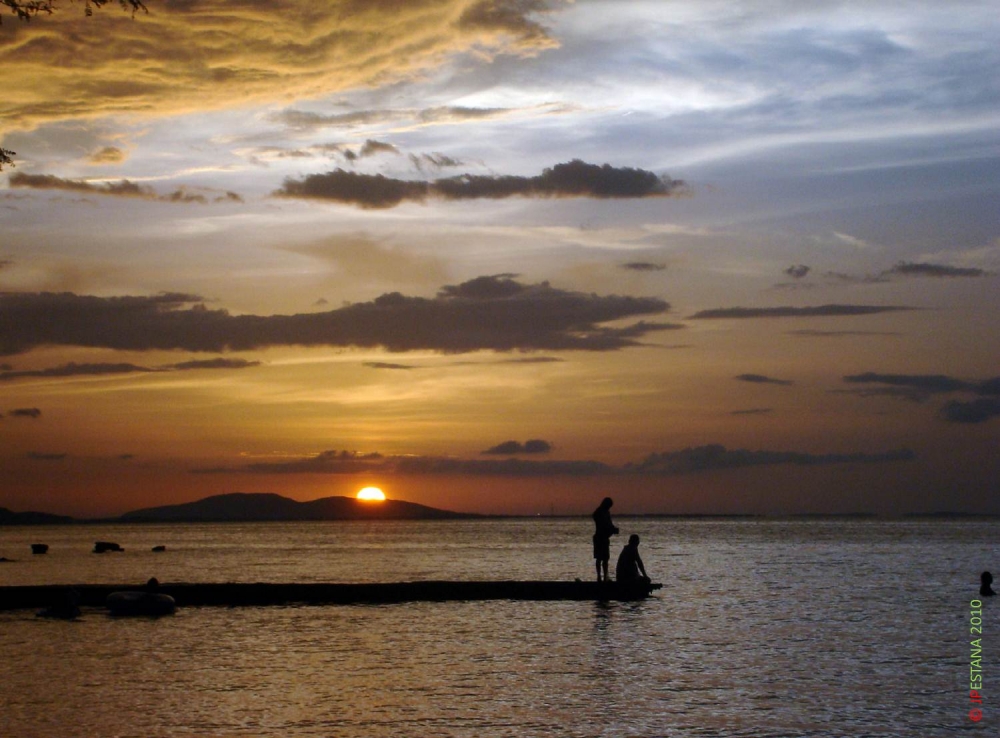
[2,0,998,517]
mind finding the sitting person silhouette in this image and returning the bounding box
[615,534,649,584]
[981,571,996,597]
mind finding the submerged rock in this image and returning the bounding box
[93,541,124,554]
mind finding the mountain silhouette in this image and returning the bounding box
[119,492,474,522]
[0,507,74,525]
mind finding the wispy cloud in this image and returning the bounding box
[409,153,466,173]
[842,372,975,399]
[0,359,261,382]
[363,362,417,371]
[822,271,892,285]
[358,139,399,158]
[363,355,566,371]
[788,330,901,338]
[844,372,1000,396]
[690,305,912,320]
[1,362,154,382]
[86,146,127,165]
[270,103,572,132]
[2,0,562,131]
[489,356,565,365]
[820,261,992,286]
[169,358,260,371]
[240,140,465,176]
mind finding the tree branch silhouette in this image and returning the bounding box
[1,1,148,169]
[2,1,146,24]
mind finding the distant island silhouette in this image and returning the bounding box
[0,508,75,526]
[1,493,476,525]
[122,493,476,522]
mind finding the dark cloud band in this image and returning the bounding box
[621,262,666,272]
[482,439,552,455]
[886,262,988,278]
[0,276,668,356]
[627,445,915,474]
[9,172,243,204]
[841,372,1000,423]
[275,160,685,209]
[27,451,67,461]
[735,373,793,386]
[843,372,973,395]
[197,443,914,477]
[940,398,1000,424]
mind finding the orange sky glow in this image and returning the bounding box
[2,0,999,518]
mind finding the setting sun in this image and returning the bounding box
[356,486,386,502]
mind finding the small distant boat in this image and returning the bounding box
[106,590,176,617]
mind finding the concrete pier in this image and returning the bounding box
[1,580,661,611]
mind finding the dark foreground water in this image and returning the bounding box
[1,518,997,737]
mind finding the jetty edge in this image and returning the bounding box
[1,580,661,611]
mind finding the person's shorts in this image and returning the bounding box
[593,535,610,560]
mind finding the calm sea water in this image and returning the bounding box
[1,518,997,737]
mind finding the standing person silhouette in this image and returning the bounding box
[592,497,619,582]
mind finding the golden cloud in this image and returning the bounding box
[1,0,559,132]
[87,145,127,164]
